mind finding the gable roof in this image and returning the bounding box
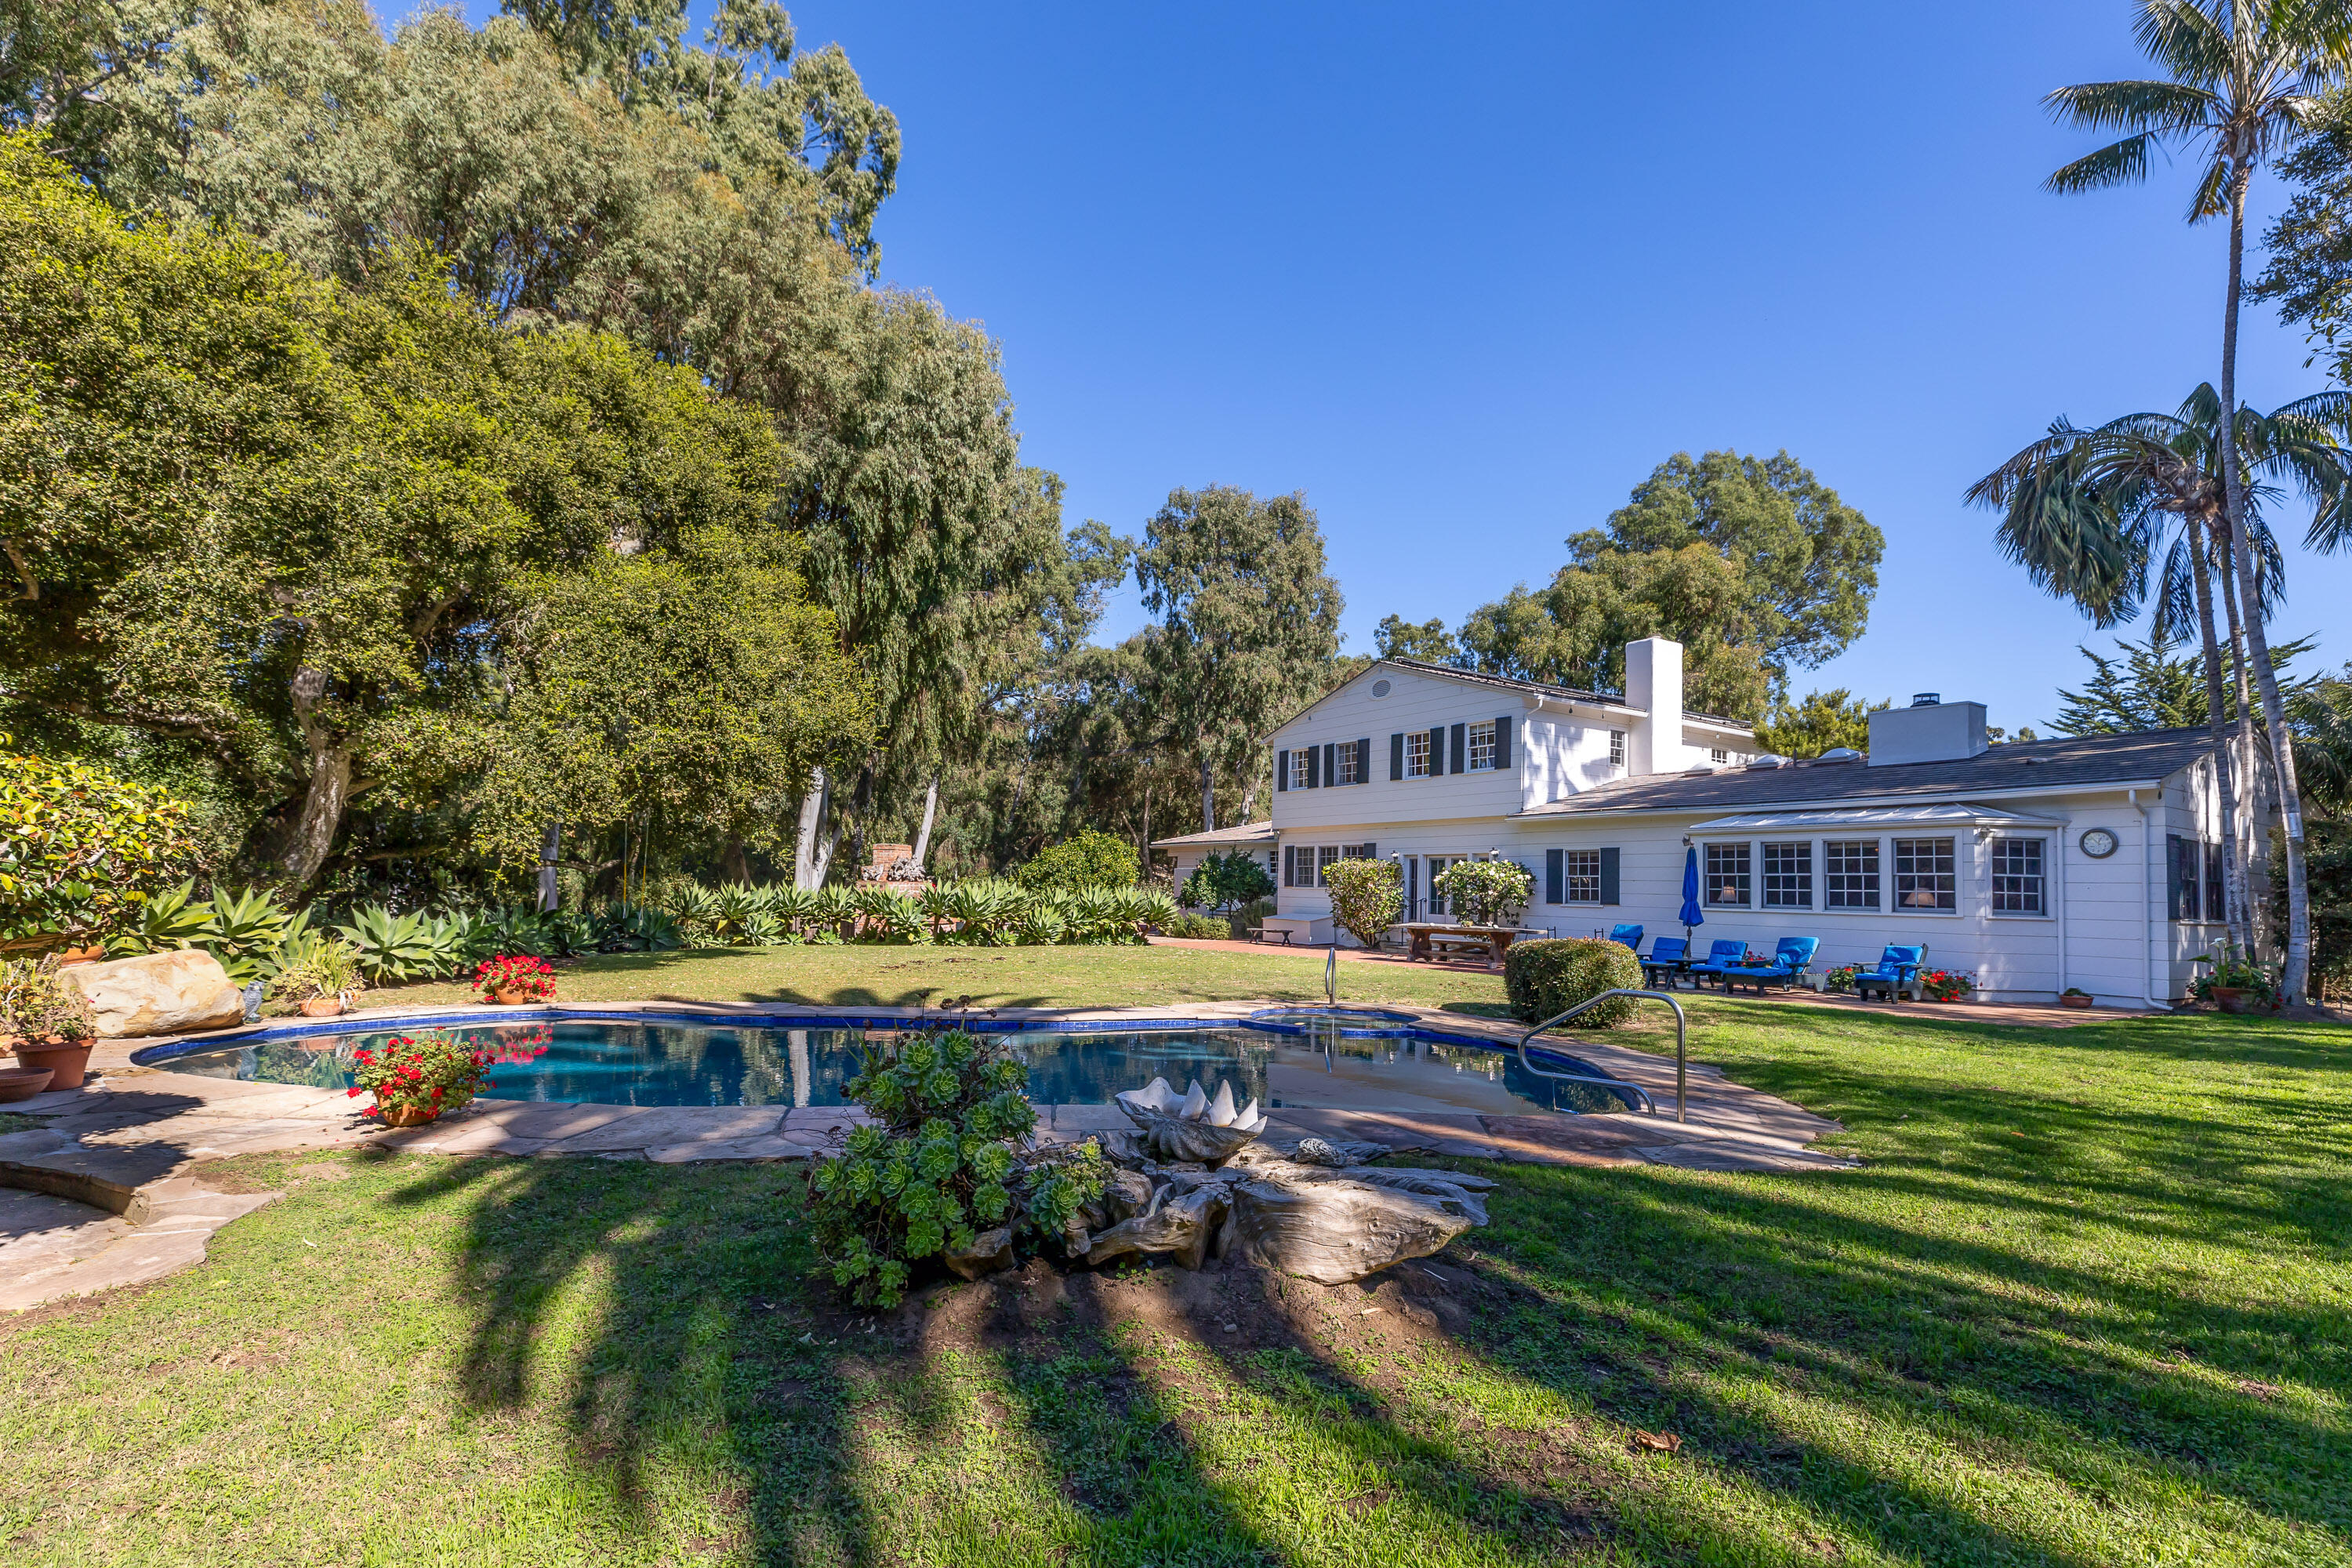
[1149,820,1276,850]
[1269,657,1756,736]
[1513,727,2213,818]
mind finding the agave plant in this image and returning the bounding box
[1058,886,1131,946]
[764,884,816,942]
[662,884,724,945]
[103,879,212,956]
[107,882,303,984]
[591,902,686,953]
[805,886,855,942]
[1131,891,1179,938]
[916,882,957,942]
[851,884,927,944]
[336,904,445,984]
[937,878,1019,945]
[1011,897,1065,946]
[710,884,771,946]
[546,909,597,959]
[480,905,556,959]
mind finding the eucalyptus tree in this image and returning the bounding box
[1966,386,2352,955]
[2044,0,2352,999]
[1134,488,1343,834]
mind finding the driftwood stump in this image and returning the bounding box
[1229,1174,1480,1286]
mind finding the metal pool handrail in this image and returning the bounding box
[1515,989,1686,1122]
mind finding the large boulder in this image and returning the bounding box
[61,950,243,1039]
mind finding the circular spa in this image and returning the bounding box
[136,1011,1642,1116]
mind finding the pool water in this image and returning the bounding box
[143,1013,1635,1115]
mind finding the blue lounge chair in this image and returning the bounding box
[1724,936,1820,994]
[1684,938,1752,989]
[1852,944,1928,1003]
[1606,923,1644,951]
[1640,936,1690,989]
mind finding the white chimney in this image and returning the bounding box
[1867,694,1987,765]
[1624,637,1685,775]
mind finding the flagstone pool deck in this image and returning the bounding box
[0,998,1849,1311]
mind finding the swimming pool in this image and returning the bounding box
[136,1009,1639,1116]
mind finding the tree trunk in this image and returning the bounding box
[538,822,563,913]
[794,767,833,890]
[2187,519,2249,954]
[911,772,940,871]
[1198,750,1215,834]
[2216,541,2269,948]
[2219,172,2312,1002]
[280,666,349,887]
[718,833,750,886]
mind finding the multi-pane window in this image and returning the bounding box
[1425,855,1462,916]
[1405,729,1432,778]
[1467,720,1497,771]
[1316,844,1342,886]
[1608,729,1625,768]
[1288,749,1311,790]
[1705,842,1751,907]
[1824,840,1879,909]
[1991,837,2045,915]
[1710,747,1729,764]
[1283,846,1308,887]
[2205,843,2226,927]
[1335,739,1361,786]
[1563,849,1602,904]
[1762,841,1812,908]
[1893,837,1956,911]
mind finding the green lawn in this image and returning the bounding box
[372,941,1517,1014]
[3,979,2347,1565]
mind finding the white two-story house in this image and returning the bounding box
[1254,637,2235,1007]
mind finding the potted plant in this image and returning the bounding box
[2059,987,2095,1010]
[345,1030,493,1127]
[267,935,365,1018]
[1921,968,1976,1003]
[2193,952,2275,1014]
[474,953,557,1005]
[1823,963,1863,994]
[1,954,100,1090]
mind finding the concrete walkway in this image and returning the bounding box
[0,999,1849,1310]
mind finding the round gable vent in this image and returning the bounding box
[1370,679,1392,698]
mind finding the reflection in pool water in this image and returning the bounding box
[150,1015,1634,1115]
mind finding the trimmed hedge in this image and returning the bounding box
[1504,937,1642,1027]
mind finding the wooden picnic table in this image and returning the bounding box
[1402,922,1537,964]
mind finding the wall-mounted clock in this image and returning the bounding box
[2078,828,2118,859]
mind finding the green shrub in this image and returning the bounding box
[1504,937,1642,1027]
[0,954,96,1041]
[1014,829,1140,894]
[807,1028,1086,1308]
[1162,912,1227,939]
[1321,856,1403,948]
[111,880,307,985]
[0,742,201,953]
[1180,850,1275,912]
[1434,858,1534,927]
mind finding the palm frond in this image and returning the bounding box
[2042,77,2217,132]
[2134,1,2236,92]
[2045,132,2162,194]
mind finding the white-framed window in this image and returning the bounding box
[1762,841,1812,908]
[1824,840,1879,909]
[1467,720,1497,771]
[1287,749,1310,790]
[1609,729,1625,768]
[1335,739,1362,786]
[1564,848,1602,904]
[1705,841,1751,907]
[1991,837,2045,915]
[1405,730,1432,778]
[1893,837,1956,911]
[1315,844,1342,886]
[1710,747,1728,764]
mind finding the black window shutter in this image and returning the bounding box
[1356,737,1370,783]
[1450,722,1466,773]
[2165,835,2185,920]
[1600,847,1621,906]
[1544,848,1563,905]
[1305,746,1319,789]
[1389,733,1403,780]
[1323,742,1336,787]
[1495,714,1512,769]
[1428,725,1446,775]
[1360,841,1376,859]
[1276,750,1289,792]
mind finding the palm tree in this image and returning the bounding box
[1966,387,2352,957]
[2045,0,2352,1000]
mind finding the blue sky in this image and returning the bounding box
[454,0,2352,730]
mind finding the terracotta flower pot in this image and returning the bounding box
[13,1036,95,1091]
[375,1101,439,1128]
[56,945,105,967]
[298,997,347,1018]
[0,1065,56,1102]
[2212,986,2250,1014]
[2058,993,2094,1010]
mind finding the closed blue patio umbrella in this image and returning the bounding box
[1679,845,1704,938]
